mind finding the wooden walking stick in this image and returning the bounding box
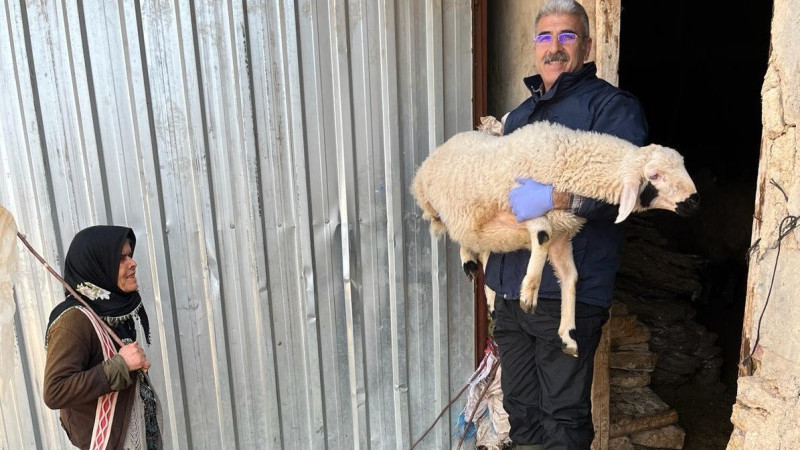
[0,206,125,347]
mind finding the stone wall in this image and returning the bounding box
[729,0,800,448]
[487,0,543,118]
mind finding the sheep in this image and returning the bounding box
[411,120,699,356]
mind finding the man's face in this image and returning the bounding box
[534,13,592,92]
[117,240,138,293]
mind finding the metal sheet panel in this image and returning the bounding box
[0,0,474,448]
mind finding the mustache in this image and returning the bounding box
[543,52,569,64]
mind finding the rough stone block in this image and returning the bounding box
[610,369,651,388]
[612,323,651,347]
[609,351,658,372]
[608,435,634,450]
[629,424,685,449]
[610,315,639,339]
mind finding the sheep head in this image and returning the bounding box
[616,144,699,223]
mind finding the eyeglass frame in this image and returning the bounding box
[533,32,585,46]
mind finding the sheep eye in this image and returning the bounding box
[648,173,660,181]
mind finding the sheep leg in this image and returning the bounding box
[485,284,497,314]
[547,234,579,357]
[520,218,551,313]
[458,247,497,312]
[459,245,480,280]
[478,251,497,313]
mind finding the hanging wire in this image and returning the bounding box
[740,179,799,373]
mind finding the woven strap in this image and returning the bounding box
[76,307,119,450]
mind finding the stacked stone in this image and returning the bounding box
[604,215,719,449]
[607,301,686,450]
[615,216,724,389]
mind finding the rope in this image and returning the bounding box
[410,337,501,450]
[408,360,501,450]
[455,361,500,450]
[408,381,469,450]
[16,231,125,346]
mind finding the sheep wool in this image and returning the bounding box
[411,120,699,356]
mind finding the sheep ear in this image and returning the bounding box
[615,179,641,223]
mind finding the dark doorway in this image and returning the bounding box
[618,1,773,448]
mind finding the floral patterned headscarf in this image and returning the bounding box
[46,225,151,346]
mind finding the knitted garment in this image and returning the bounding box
[122,373,163,450]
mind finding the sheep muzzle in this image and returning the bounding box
[675,193,700,217]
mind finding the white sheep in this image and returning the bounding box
[411,120,699,356]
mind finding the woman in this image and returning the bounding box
[43,225,162,450]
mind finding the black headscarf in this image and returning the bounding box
[45,225,151,346]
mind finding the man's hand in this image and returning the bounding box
[509,178,554,221]
[118,342,149,372]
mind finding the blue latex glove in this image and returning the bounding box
[509,178,554,221]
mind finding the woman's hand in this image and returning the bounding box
[118,342,149,371]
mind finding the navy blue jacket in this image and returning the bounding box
[484,62,648,308]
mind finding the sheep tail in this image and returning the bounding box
[412,173,448,237]
[428,214,447,237]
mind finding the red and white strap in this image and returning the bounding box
[77,306,119,450]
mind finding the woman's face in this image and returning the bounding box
[116,240,138,292]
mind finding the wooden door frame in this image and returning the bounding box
[472,0,490,367]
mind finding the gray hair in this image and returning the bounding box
[536,0,591,38]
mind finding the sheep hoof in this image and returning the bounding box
[463,260,479,280]
[560,330,579,357]
[519,297,536,314]
[561,341,578,358]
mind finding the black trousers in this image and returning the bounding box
[493,297,608,450]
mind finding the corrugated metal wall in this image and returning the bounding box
[0,0,475,448]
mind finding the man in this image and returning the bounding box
[484,0,648,448]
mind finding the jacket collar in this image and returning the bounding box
[523,61,597,101]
